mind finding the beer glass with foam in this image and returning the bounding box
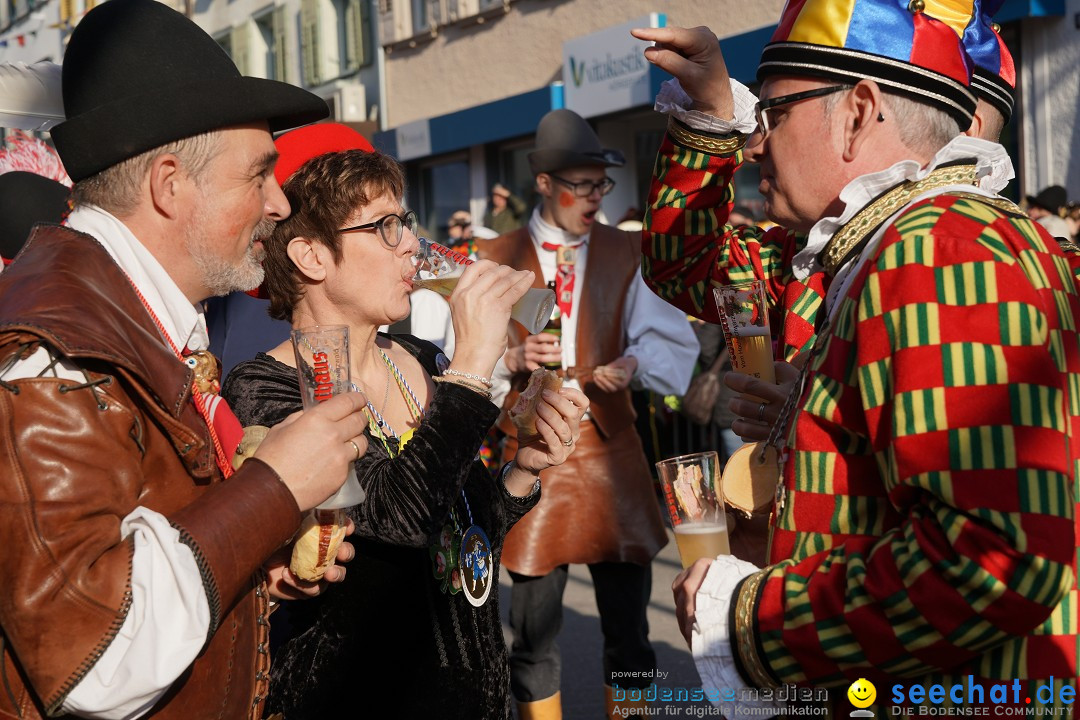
[411,238,556,335]
[291,324,367,509]
[656,451,731,568]
[714,280,776,401]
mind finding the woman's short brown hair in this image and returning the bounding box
[263,149,406,322]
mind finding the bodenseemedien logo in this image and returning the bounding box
[848,678,877,718]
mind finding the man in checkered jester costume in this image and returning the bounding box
[634,0,1077,714]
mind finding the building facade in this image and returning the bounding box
[371,0,1080,243]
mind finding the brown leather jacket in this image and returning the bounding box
[0,226,302,719]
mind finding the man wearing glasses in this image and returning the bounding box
[634,0,1077,715]
[475,108,699,719]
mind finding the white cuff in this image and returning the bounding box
[692,556,784,718]
[654,77,759,135]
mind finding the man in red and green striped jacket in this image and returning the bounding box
[634,9,1077,715]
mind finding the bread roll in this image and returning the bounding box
[231,425,270,471]
[718,442,778,516]
[289,508,348,582]
[509,368,563,439]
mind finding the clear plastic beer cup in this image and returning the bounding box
[714,280,776,402]
[656,451,731,569]
[291,324,367,509]
[412,238,556,335]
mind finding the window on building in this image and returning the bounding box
[215,31,232,59]
[253,12,275,80]
[411,0,428,33]
[419,157,470,244]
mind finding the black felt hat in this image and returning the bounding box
[528,109,625,176]
[51,0,329,182]
[1025,185,1068,215]
[0,172,70,262]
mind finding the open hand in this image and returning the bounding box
[514,387,589,474]
[631,25,734,119]
[265,516,357,600]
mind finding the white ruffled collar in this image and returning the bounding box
[792,136,1014,280]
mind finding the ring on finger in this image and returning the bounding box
[562,438,573,447]
[349,439,362,461]
[756,402,768,422]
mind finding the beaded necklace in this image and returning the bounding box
[358,348,492,606]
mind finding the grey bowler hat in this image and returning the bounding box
[527,109,625,176]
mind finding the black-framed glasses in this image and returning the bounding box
[338,210,418,248]
[749,85,851,148]
[549,174,617,198]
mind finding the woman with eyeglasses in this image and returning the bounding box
[222,126,588,719]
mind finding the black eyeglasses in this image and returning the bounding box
[549,174,616,198]
[749,85,851,148]
[338,210,418,248]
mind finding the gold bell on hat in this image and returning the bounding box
[908,0,925,12]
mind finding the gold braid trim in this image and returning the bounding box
[667,117,747,155]
[822,164,979,276]
[734,568,778,689]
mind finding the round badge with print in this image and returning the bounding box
[459,525,493,607]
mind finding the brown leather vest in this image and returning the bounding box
[475,223,640,438]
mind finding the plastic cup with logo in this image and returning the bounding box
[714,280,776,401]
[290,324,367,509]
[656,451,731,569]
[412,238,556,335]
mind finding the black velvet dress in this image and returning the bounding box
[222,335,538,720]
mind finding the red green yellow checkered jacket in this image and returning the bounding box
[642,131,1078,702]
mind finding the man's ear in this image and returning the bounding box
[535,173,553,198]
[147,153,184,219]
[842,80,885,162]
[287,237,329,282]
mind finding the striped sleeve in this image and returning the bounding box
[641,130,798,325]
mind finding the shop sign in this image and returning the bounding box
[562,13,664,118]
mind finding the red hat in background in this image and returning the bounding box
[245,123,375,298]
[273,122,374,186]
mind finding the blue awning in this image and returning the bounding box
[373,83,563,159]
[996,0,1065,21]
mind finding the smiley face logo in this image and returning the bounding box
[848,678,877,709]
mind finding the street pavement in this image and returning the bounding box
[500,528,718,719]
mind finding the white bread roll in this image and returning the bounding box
[289,508,347,582]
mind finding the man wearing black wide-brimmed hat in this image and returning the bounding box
[0,1,371,718]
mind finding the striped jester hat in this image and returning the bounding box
[758,0,977,129]
[923,0,1016,119]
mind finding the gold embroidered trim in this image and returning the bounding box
[667,117,747,155]
[734,569,778,689]
[948,191,1026,218]
[821,164,979,276]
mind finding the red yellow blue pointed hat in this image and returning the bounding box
[957,0,1016,119]
[758,0,977,128]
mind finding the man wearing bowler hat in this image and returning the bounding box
[0,1,372,718]
[475,108,698,718]
[1026,184,1071,239]
[635,0,1077,712]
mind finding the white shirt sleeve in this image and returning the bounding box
[1,350,211,720]
[655,77,759,135]
[621,272,701,396]
[693,556,783,717]
[62,509,211,719]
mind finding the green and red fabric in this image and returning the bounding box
[642,131,825,362]
[740,195,1078,703]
